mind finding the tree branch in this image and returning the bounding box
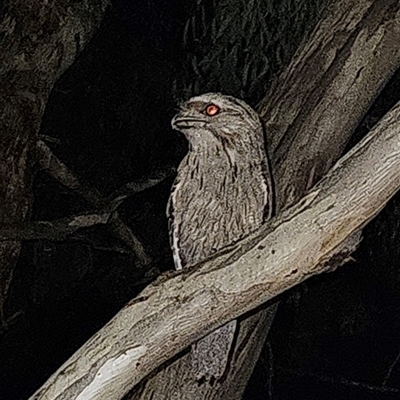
[36,140,108,210]
[30,99,400,400]
[0,214,109,242]
[109,167,176,209]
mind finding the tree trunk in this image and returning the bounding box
[0,0,110,320]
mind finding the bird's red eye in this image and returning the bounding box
[205,104,220,116]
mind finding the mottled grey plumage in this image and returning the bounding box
[168,93,273,381]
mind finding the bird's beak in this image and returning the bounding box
[171,112,206,130]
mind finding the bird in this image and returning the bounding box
[167,92,273,382]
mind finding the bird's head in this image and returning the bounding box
[171,93,262,145]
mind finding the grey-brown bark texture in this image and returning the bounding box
[29,0,400,399]
[0,0,110,320]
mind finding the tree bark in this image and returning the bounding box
[0,0,110,320]
[29,97,400,400]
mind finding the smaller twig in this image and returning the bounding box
[78,243,131,255]
[0,212,149,256]
[0,310,24,335]
[108,212,151,265]
[0,213,109,242]
[383,349,400,387]
[38,134,61,145]
[279,367,400,394]
[36,140,107,210]
[263,341,274,399]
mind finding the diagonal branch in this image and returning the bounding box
[0,214,109,242]
[36,140,108,210]
[30,97,400,400]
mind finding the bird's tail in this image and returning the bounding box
[190,319,237,382]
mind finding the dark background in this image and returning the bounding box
[2,0,400,399]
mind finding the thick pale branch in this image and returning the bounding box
[30,99,400,400]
